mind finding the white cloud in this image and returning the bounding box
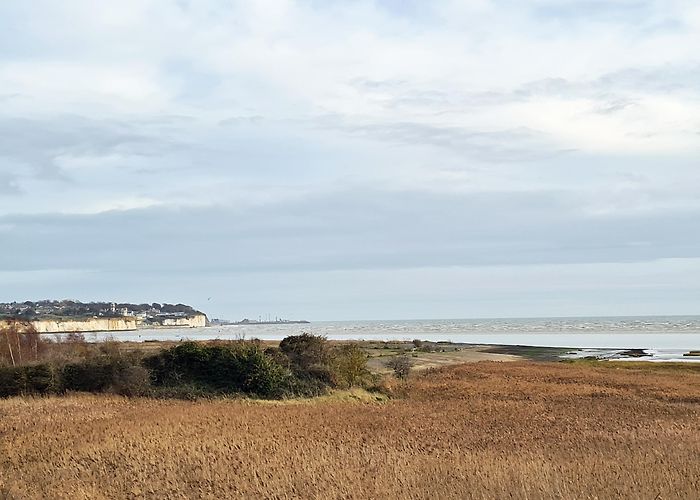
[0,0,698,316]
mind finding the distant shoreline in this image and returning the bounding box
[211,320,310,326]
[232,320,310,326]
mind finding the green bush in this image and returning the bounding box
[279,333,329,371]
[332,344,370,388]
[62,350,150,396]
[62,360,113,392]
[144,342,292,398]
[110,365,151,397]
[278,335,370,389]
[0,337,373,400]
[0,364,61,397]
[24,364,61,394]
[0,366,24,397]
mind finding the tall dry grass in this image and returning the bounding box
[0,361,698,499]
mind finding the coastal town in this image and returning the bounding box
[0,300,208,333]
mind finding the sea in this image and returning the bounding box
[80,315,700,362]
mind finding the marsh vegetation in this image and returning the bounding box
[1,361,698,498]
[0,325,372,399]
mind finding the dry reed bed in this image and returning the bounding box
[0,361,698,499]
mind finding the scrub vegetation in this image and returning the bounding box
[0,324,371,399]
[0,361,698,499]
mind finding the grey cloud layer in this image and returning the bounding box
[1,0,698,316]
[0,116,176,182]
[355,64,700,113]
[2,188,698,273]
[316,116,573,162]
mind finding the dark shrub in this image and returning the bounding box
[264,346,290,368]
[237,346,289,397]
[0,366,24,397]
[283,374,330,398]
[144,341,291,398]
[24,364,61,394]
[146,342,232,387]
[62,350,149,395]
[110,365,151,397]
[62,360,114,392]
[279,333,329,371]
[0,364,61,397]
[278,336,370,389]
[304,363,339,387]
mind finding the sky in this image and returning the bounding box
[1,0,699,320]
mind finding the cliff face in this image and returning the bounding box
[1,313,208,333]
[154,314,207,328]
[29,317,138,333]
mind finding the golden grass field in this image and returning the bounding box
[1,361,699,499]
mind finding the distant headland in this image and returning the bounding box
[0,300,208,333]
